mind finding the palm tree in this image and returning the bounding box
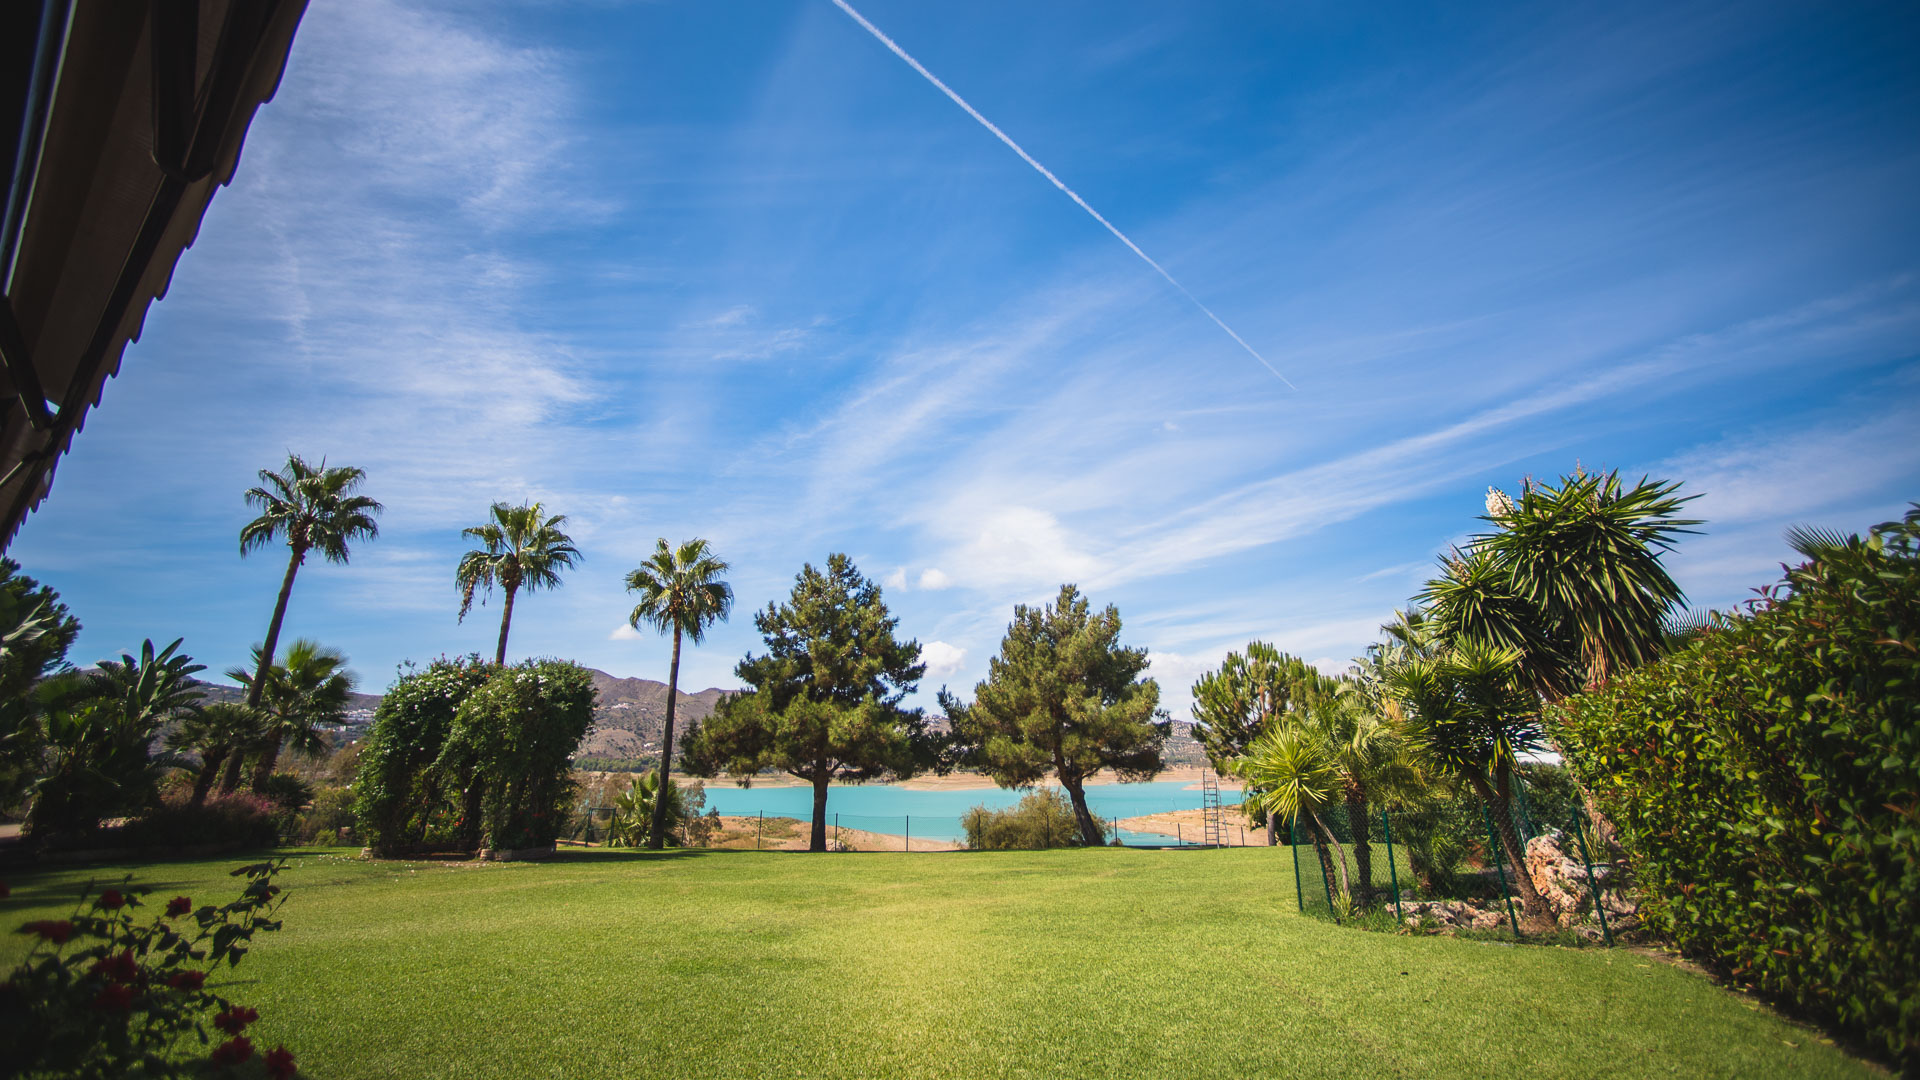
[238,455,381,711]
[625,537,732,849]
[456,502,580,667]
[1314,682,1420,903]
[1234,723,1350,899]
[226,639,353,791]
[167,702,268,807]
[1389,639,1556,929]
[27,639,204,836]
[1470,471,1700,694]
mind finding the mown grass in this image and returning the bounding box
[0,847,1873,1079]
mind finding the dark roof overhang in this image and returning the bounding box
[0,0,309,549]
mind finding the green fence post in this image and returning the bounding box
[1382,809,1402,923]
[1482,806,1521,936]
[905,815,910,852]
[1569,810,1613,947]
[757,810,763,851]
[1290,817,1304,914]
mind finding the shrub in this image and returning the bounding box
[434,659,597,851]
[114,790,279,851]
[256,772,315,812]
[1552,505,1920,1070]
[1,861,296,1078]
[352,656,493,853]
[293,786,358,845]
[962,789,1103,850]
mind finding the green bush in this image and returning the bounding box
[962,789,1103,850]
[294,786,358,845]
[434,660,598,851]
[1552,505,1920,1070]
[113,791,279,851]
[352,656,493,853]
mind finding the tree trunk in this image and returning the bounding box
[190,748,227,807]
[460,774,486,852]
[1309,811,1352,901]
[249,733,284,793]
[646,626,683,850]
[246,547,304,710]
[1061,776,1103,846]
[493,585,517,668]
[808,770,830,852]
[1467,771,1554,929]
[217,746,247,795]
[1345,787,1374,905]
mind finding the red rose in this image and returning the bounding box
[166,896,192,917]
[92,983,135,1011]
[166,969,207,991]
[210,1037,255,1066]
[90,950,139,982]
[97,889,126,910]
[265,1045,297,1079]
[20,920,74,944]
[214,1005,260,1034]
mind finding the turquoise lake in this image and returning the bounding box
[696,779,1246,845]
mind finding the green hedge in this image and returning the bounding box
[1553,506,1919,1069]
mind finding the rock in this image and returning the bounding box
[1526,830,1614,918]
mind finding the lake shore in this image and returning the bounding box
[1117,806,1270,846]
[682,765,1243,792]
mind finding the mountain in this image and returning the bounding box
[186,668,733,760]
[577,670,732,759]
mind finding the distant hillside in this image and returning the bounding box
[189,679,384,712]
[578,670,732,759]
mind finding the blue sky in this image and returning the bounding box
[13,0,1920,718]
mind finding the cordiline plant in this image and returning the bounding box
[1,861,297,1078]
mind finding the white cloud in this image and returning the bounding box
[608,623,644,641]
[921,640,966,681]
[883,567,908,590]
[916,567,953,590]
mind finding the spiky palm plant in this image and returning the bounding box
[238,456,381,711]
[1474,471,1700,693]
[455,502,580,667]
[1390,639,1556,928]
[226,639,353,792]
[1234,723,1350,899]
[624,538,732,848]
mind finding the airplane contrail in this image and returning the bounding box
[829,0,1296,390]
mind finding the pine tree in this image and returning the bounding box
[683,554,933,852]
[946,585,1167,846]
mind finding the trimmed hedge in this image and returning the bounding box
[1552,506,1919,1069]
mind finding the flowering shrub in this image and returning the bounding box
[114,790,280,850]
[0,861,298,1078]
[352,656,494,853]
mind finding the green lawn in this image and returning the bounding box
[0,847,1873,1079]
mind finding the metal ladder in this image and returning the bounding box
[1201,773,1225,847]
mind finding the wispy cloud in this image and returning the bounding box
[828,0,1293,387]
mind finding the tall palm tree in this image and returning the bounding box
[238,455,381,711]
[226,639,353,791]
[456,502,580,667]
[625,537,732,849]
